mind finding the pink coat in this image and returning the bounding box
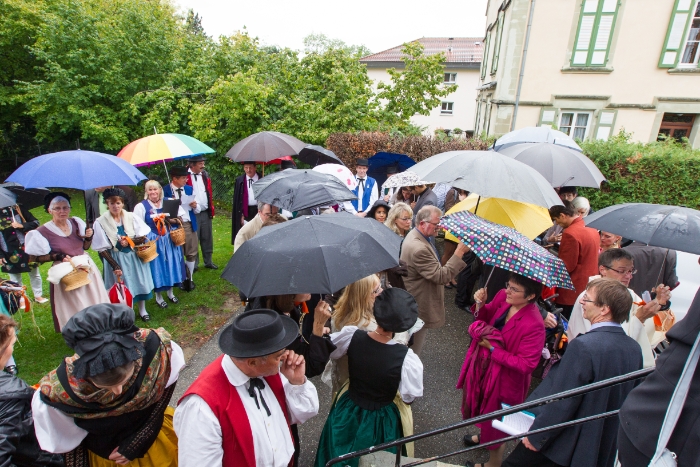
[457,289,546,447]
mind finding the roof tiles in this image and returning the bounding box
[360,37,483,64]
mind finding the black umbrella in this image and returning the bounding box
[252,169,357,212]
[221,213,401,296]
[584,203,700,254]
[0,183,50,210]
[297,145,344,167]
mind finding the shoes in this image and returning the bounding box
[168,295,179,304]
[156,299,168,309]
[140,313,151,322]
[463,434,480,448]
[445,284,454,289]
[35,296,49,304]
[3,365,18,376]
[204,263,218,270]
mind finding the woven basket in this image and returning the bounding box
[61,264,91,292]
[169,218,186,247]
[136,240,158,263]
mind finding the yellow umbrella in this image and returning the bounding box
[444,194,552,241]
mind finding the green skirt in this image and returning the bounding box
[314,389,406,467]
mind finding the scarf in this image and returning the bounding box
[96,211,135,248]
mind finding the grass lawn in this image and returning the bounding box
[5,191,240,384]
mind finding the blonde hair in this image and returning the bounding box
[385,202,413,236]
[333,275,379,330]
[143,180,164,201]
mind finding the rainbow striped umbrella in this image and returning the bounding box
[117,133,215,167]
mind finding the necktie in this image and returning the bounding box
[248,178,253,188]
[193,174,198,181]
[358,178,365,189]
[247,378,271,416]
[176,188,183,203]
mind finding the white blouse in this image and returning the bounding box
[91,215,151,252]
[24,217,87,256]
[132,199,187,224]
[31,341,186,453]
[329,325,424,403]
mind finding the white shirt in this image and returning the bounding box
[355,175,378,212]
[188,170,209,210]
[24,217,87,256]
[246,174,259,206]
[170,183,201,215]
[32,341,185,453]
[132,200,187,224]
[174,356,319,467]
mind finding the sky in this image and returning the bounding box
[174,0,489,54]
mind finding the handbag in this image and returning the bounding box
[648,332,700,467]
[108,277,133,308]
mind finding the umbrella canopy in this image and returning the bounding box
[297,145,344,167]
[222,213,401,296]
[117,133,215,167]
[0,183,50,210]
[368,152,416,187]
[444,194,553,241]
[252,169,357,212]
[6,150,147,190]
[0,187,17,209]
[225,131,306,163]
[584,203,700,255]
[409,150,562,208]
[313,164,358,190]
[493,126,582,152]
[495,143,605,188]
[441,211,574,290]
[381,171,431,190]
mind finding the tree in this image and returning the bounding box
[303,33,371,58]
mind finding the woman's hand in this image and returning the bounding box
[84,228,94,238]
[473,288,487,307]
[478,338,492,350]
[10,221,23,229]
[313,300,332,337]
[62,255,72,262]
[544,312,558,329]
[109,447,130,465]
[119,238,129,247]
[547,233,562,243]
[114,269,123,278]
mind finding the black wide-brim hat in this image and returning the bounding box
[169,166,189,177]
[219,309,299,358]
[356,158,369,166]
[373,288,419,333]
[189,155,206,162]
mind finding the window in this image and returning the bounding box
[658,113,696,141]
[441,102,454,115]
[595,110,617,140]
[491,11,505,74]
[659,0,700,68]
[559,111,592,140]
[444,73,457,83]
[680,2,700,66]
[480,34,491,80]
[571,0,620,67]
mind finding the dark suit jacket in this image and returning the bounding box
[618,289,700,466]
[231,172,261,244]
[84,186,137,223]
[624,241,679,296]
[162,184,197,231]
[527,326,643,467]
[411,187,438,227]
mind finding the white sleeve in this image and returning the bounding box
[174,395,223,467]
[72,217,86,236]
[281,373,319,425]
[398,349,424,403]
[566,293,591,340]
[24,230,51,256]
[133,215,151,237]
[624,313,656,368]
[342,201,357,214]
[177,204,188,219]
[31,390,88,453]
[167,341,186,387]
[90,220,111,252]
[369,183,379,208]
[132,202,146,221]
[329,326,359,359]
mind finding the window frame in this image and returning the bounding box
[679,1,700,67]
[559,110,594,140]
[659,0,700,68]
[570,0,621,67]
[444,72,457,84]
[441,102,454,115]
[480,33,491,80]
[491,11,505,74]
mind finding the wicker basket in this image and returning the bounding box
[61,264,91,292]
[169,218,186,247]
[136,240,158,263]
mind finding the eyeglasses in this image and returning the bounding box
[51,206,71,211]
[602,265,637,276]
[580,294,597,305]
[504,282,524,294]
[399,216,413,221]
[422,220,440,226]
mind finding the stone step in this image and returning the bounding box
[358,450,461,467]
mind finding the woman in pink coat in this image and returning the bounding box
[457,272,546,467]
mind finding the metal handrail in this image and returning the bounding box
[325,367,653,467]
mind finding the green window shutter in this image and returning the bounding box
[491,12,505,74]
[538,107,560,128]
[658,0,696,68]
[481,34,491,80]
[595,110,617,139]
[571,0,620,67]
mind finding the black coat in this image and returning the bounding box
[618,289,700,467]
[0,205,39,274]
[411,187,438,227]
[526,326,643,467]
[231,172,261,244]
[84,186,138,223]
[0,373,64,467]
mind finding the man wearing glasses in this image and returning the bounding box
[233,202,279,252]
[567,248,671,368]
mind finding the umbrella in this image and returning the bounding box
[5,150,147,190]
[409,150,562,208]
[0,188,17,209]
[368,152,416,187]
[252,169,357,212]
[313,164,358,190]
[0,183,50,210]
[222,213,401,296]
[493,126,582,152]
[381,171,431,190]
[117,133,215,167]
[440,210,575,290]
[225,131,306,163]
[584,203,700,255]
[297,145,344,167]
[444,194,553,241]
[495,143,606,188]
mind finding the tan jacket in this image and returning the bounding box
[233,214,263,251]
[400,229,466,329]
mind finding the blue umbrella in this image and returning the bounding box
[6,150,147,190]
[367,152,416,187]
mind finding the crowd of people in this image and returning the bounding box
[0,155,697,467]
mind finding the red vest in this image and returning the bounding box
[179,355,292,467]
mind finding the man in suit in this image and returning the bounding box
[409,184,438,227]
[401,205,467,356]
[163,166,199,278]
[187,155,217,270]
[84,186,137,223]
[232,161,261,243]
[624,241,679,297]
[502,278,643,467]
[351,158,378,217]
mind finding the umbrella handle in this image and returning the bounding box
[483,267,496,288]
[654,249,670,289]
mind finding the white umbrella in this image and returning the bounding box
[381,171,431,189]
[493,126,582,152]
[313,163,358,190]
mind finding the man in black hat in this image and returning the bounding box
[232,161,262,244]
[187,155,217,270]
[175,309,318,467]
[164,166,199,278]
[280,159,296,170]
[351,158,378,216]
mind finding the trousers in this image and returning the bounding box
[9,267,43,298]
[194,211,213,267]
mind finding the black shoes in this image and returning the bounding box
[204,263,218,270]
[463,434,480,447]
[140,313,151,322]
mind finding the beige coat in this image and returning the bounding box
[233,214,263,251]
[400,229,466,329]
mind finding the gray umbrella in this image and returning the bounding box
[409,150,562,208]
[0,187,17,209]
[0,182,50,210]
[495,143,606,188]
[225,131,306,163]
[252,169,357,212]
[221,212,401,296]
[493,126,582,152]
[297,145,345,167]
[584,203,700,255]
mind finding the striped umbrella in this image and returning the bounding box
[117,133,215,167]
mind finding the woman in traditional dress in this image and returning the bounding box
[132,180,185,309]
[32,303,184,467]
[92,188,155,322]
[24,193,110,331]
[315,288,423,466]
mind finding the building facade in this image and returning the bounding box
[361,38,483,135]
[476,0,700,147]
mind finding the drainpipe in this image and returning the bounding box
[511,0,536,131]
